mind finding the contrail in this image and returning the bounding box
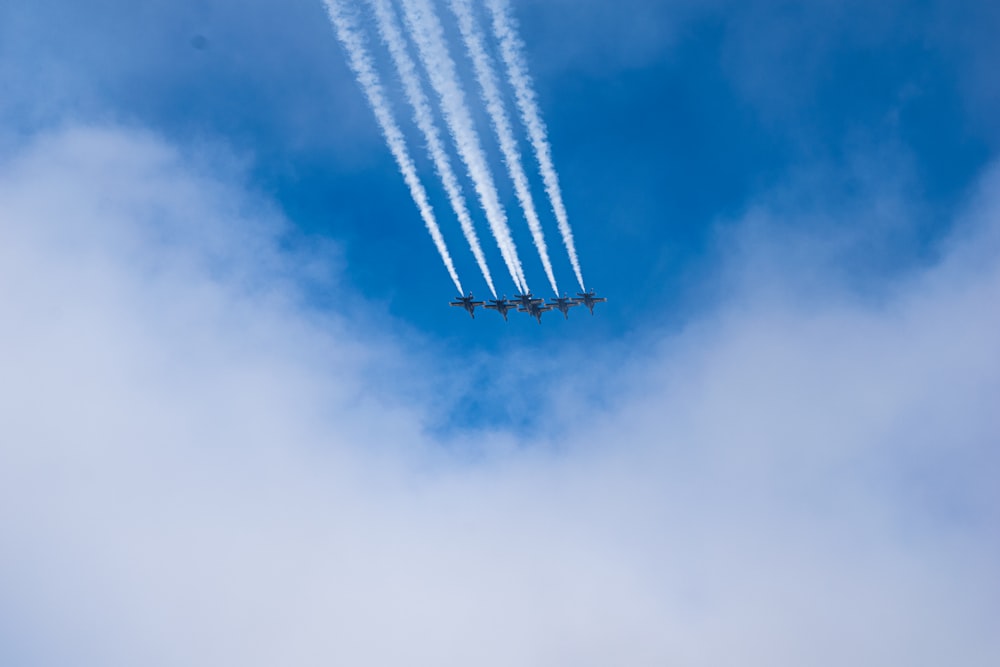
[485,0,585,290]
[321,0,463,294]
[447,0,559,296]
[367,0,496,298]
[398,0,528,294]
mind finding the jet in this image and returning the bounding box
[511,291,544,311]
[449,293,485,319]
[548,294,580,320]
[484,296,517,322]
[519,301,553,324]
[571,289,607,315]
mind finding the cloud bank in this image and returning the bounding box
[1,125,998,666]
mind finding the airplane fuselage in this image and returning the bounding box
[520,302,551,323]
[549,296,579,319]
[485,297,516,322]
[572,291,607,315]
[450,294,484,318]
[512,292,543,311]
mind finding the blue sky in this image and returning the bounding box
[7,0,995,337]
[1,1,999,664]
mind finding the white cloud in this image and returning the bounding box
[0,0,380,162]
[1,125,998,666]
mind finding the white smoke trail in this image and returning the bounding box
[485,0,585,290]
[366,0,496,299]
[398,0,528,294]
[447,0,559,296]
[321,0,463,294]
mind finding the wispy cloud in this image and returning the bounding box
[1,124,997,665]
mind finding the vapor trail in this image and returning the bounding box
[485,0,585,290]
[398,0,528,294]
[447,0,558,296]
[367,0,496,299]
[322,0,463,294]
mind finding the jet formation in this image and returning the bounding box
[450,290,606,323]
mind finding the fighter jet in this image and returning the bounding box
[519,301,553,324]
[511,291,544,310]
[484,296,517,322]
[548,294,581,320]
[449,293,485,319]
[571,289,607,315]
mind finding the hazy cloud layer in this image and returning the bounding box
[1,125,997,665]
[0,0,377,162]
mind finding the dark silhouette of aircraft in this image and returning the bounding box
[449,293,484,318]
[519,301,553,324]
[548,294,580,319]
[571,289,607,315]
[511,292,544,310]
[484,296,517,322]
